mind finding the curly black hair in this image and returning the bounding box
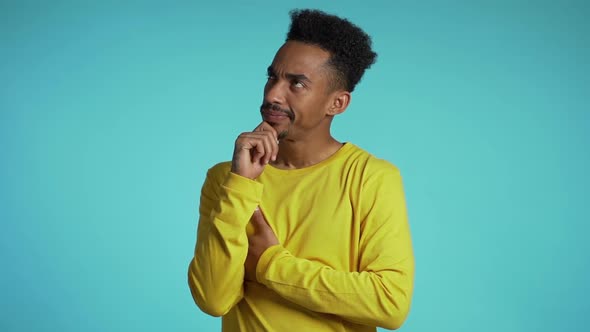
[286,9,377,92]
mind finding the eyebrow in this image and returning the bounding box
[267,66,312,84]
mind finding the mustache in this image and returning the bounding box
[260,103,295,121]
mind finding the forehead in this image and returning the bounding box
[270,41,331,77]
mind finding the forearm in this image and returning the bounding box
[256,246,414,330]
[188,214,247,316]
[188,171,263,316]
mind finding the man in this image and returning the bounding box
[188,9,414,331]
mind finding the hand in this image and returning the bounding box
[245,208,279,282]
[231,122,279,179]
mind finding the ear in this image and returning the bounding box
[327,91,351,116]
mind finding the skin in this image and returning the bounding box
[231,41,352,281]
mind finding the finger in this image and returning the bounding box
[256,129,278,162]
[255,122,278,141]
[261,133,275,164]
[250,208,270,229]
[260,123,279,160]
[270,133,278,161]
[239,136,265,164]
[253,122,265,132]
[244,132,275,165]
[239,132,277,164]
[242,128,278,145]
[252,141,265,164]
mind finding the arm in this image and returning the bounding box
[188,121,278,316]
[187,166,263,316]
[254,163,414,330]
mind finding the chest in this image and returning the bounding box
[257,170,363,270]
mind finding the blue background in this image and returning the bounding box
[1,1,589,331]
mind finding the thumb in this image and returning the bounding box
[250,207,268,228]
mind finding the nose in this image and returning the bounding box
[264,78,286,105]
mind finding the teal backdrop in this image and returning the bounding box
[1,1,588,331]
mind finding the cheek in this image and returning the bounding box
[263,81,271,95]
[302,96,329,118]
[287,92,326,123]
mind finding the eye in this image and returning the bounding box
[293,80,304,88]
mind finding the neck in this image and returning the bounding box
[272,133,343,169]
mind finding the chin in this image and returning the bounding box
[278,130,289,140]
[268,122,288,135]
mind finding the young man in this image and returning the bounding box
[188,9,414,331]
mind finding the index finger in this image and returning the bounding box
[253,121,278,141]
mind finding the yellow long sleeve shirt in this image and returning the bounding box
[188,143,414,331]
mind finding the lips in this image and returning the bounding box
[262,110,289,123]
[263,110,288,117]
[260,103,294,123]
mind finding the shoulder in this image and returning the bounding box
[205,161,232,183]
[345,143,402,180]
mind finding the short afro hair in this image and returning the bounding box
[286,9,377,92]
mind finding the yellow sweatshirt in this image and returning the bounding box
[188,143,414,331]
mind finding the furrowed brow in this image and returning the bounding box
[286,73,311,83]
[267,66,275,76]
[267,66,311,83]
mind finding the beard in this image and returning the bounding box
[260,102,295,140]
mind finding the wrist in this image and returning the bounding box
[230,170,255,180]
[223,172,263,199]
[255,244,285,283]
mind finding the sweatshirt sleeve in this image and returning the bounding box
[255,162,414,330]
[188,164,263,317]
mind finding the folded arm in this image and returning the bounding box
[255,164,414,329]
[188,166,262,316]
